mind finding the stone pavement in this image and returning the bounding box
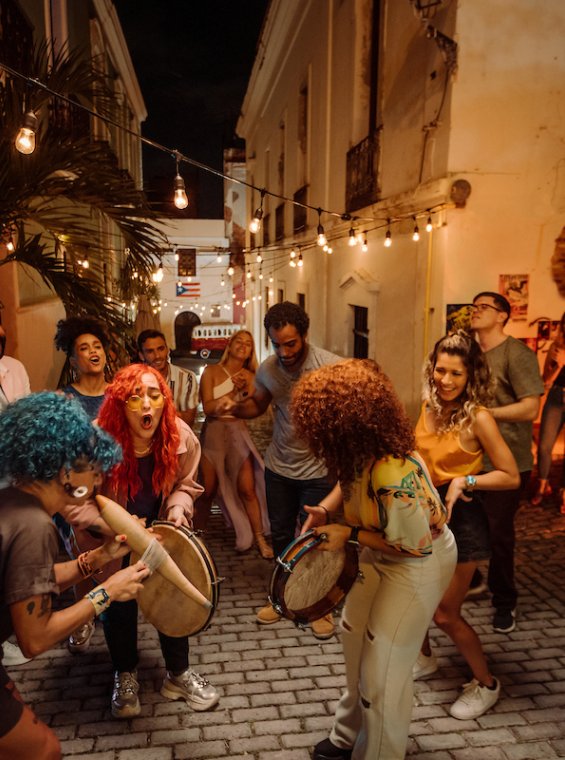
[7,417,565,759]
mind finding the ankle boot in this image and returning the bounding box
[255,533,274,559]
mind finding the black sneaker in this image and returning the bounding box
[313,737,352,760]
[493,608,516,633]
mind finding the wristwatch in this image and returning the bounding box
[348,526,361,545]
[465,475,478,490]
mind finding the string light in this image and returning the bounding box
[174,248,179,262]
[289,253,297,268]
[316,208,327,247]
[152,261,164,283]
[6,235,15,252]
[361,233,368,253]
[15,110,38,155]
[256,251,263,263]
[412,218,420,242]
[246,266,252,279]
[348,227,357,247]
[290,246,297,260]
[426,215,433,232]
[216,251,222,263]
[220,275,225,286]
[173,154,189,209]
[384,219,392,248]
[259,265,264,280]
[82,252,90,269]
[249,189,266,233]
[297,252,304,267]
[227,259,235,276]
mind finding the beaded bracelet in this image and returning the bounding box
[77,550,95,578]
[84,586,111,616]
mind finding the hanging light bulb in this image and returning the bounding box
[290,246,297,259]
[221,275,225,286]
[316,208,327,247]
[348,227,357,247]
[227,259,235,276]
[426,215,433,233]
[249,189,266,233]
[232,292,236,299]
[174,249,179,262]
[152,261,164,283]
[289,254,297,268]
[216,251,222,263]
[246,267,252,279]
[256,251,263,264]
[269,274,274,283]
[297,252,304,267]
[326,246,333,254]
[82,252,90,269]
[6,235,15,252]
[15,110,38,155]
[173,154,188,209]
[412,218,420,242]
[259,265,264,280]
[361,234,368,253]
[384,219,392,248]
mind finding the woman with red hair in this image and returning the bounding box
[67,364,219,719]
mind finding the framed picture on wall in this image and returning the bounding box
[498,274,529,320]
[446,303,473,333]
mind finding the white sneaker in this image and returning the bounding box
[1,641,31,666]
[413,651,438,680]
[161,669,219,711]
[449,677,500,719]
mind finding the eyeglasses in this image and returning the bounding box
[125,391,164,411]
[470,303,504,314]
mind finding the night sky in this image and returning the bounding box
[114,0,269,218]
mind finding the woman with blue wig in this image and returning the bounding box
[0,392,149,760]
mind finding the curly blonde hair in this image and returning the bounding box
[290,359,415,493]
[423,330,494,433]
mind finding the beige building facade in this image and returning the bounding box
[236,0,565,417]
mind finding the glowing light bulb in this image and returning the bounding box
[361,239,368,253]
[317,225,327,247]
[384,230,392,248]
[15,111,38,155]
[290,247,297,259]
[297,253,304,267]
[227,264,234,276]
[82,253,90,269]
[246,268,252,279]
[256,252,263,263]
[412,224,420,242]
[426,216,433,233]
[6,237,15,252]
[289,258,297,268]
[152,262,164,283]
[348,228,357,246]
[173,173,189,209]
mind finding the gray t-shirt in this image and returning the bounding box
[256,344,341,479]
[0,487,59,646]
[482,336,544,473]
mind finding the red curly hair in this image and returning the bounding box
[97,364,180,500]
[290,359,415,494]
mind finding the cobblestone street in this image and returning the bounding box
[7,417,565,759]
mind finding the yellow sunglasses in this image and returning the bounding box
[125,391,164,411]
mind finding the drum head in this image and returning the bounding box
[131,522,219,637]
[270,531,358,624]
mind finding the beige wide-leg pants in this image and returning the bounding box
[330,527,457,759]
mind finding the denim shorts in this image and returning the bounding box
[437,483,491,563]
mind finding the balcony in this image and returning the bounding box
[345,130,380,213]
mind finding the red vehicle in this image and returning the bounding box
[190,324,239,358]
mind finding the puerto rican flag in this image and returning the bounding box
[177,281,201,298]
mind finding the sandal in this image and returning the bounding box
[531,479,552,506]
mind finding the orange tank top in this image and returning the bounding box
[415,403,483,487]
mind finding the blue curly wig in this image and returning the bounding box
[0,392,122,483]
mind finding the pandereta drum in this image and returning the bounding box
[269,529,359,626]
[131,521,220,637]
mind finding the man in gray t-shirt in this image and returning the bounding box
[471,291,544,634]
[224,302,340,639]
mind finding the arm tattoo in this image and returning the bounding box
[26,601,35,616]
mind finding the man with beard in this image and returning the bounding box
[137,330,198,428]
[218,302,341,639]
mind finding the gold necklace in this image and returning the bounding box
[134,442,153,457]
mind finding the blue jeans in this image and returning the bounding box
[265,468,335,558]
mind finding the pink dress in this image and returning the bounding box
[200,369,270,551]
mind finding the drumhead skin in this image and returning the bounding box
[131,521,219,637]
[269,530,359,624]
